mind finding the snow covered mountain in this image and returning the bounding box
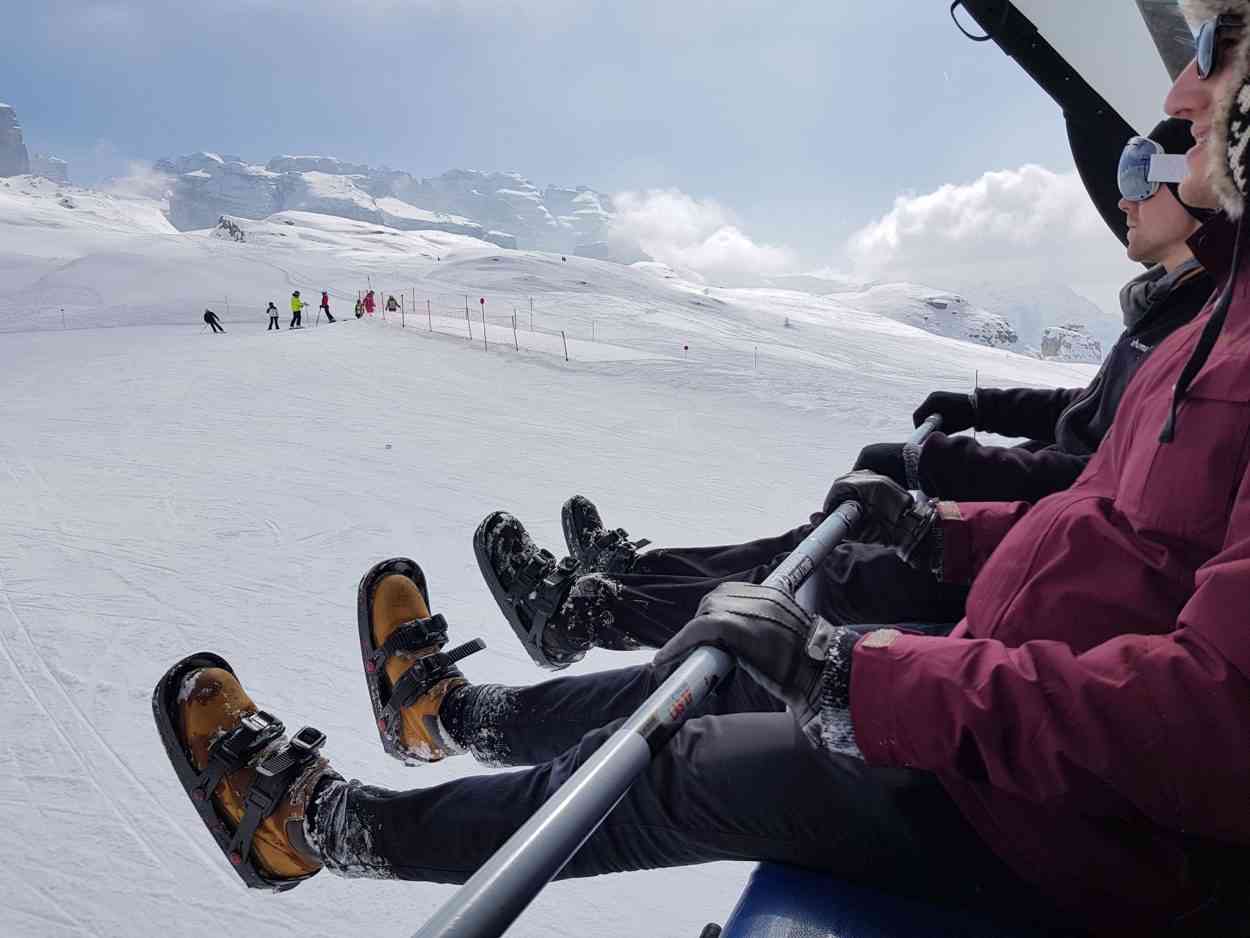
[766,272,1116,361]
[156,152,629,259]
[155,153,500,245]
[950,280,1123,358]
[826,284,1020,351]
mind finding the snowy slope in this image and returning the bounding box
[0,186,1097,938]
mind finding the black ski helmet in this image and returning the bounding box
[1147,118,1211,222]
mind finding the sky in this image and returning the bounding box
[3,0,1152,310]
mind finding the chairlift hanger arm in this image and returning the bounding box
[951,0,1134,248]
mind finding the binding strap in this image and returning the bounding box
[226,726,326,867]
[594,530,651,574]
[191,710,285,803]
[377,639,486,737]
[365,614,449,674]
[508,552,579,632]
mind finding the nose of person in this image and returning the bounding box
[1165,58,1207,121]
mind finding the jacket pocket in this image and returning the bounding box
[1119,356,1250,543]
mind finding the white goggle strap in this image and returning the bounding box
[1147,154,1189,184]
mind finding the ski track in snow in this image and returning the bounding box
[0,206,1097,938]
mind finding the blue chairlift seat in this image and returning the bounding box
[719,863,1050,938]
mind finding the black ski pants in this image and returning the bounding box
[267,316,280,330]
[600,522,970,648]
[323,663,1066,930]
[321,305,335,322]
[205,315,224,333]
[290,311,302,328]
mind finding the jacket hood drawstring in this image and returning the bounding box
[1159,221,1245,443]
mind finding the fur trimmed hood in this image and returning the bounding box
[1181,0,1250,217]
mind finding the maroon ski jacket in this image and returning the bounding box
[850,219,1250,930]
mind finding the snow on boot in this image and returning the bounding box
[561,495,650,575]
[561,572,641,651]
[151,653,336,890]
[474,510,586,670]
[358,557,484,765]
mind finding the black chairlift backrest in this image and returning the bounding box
[952,0,1136,248]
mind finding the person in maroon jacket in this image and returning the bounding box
[153,7,1250,935]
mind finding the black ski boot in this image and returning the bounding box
[560,495,650,575]
[474,511,589,670]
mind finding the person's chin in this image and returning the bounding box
[1179,178,1218,211]
[1125,232,1153,263]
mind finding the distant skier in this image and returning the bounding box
[320,291,335,323]
[354,298,365,319]
[266,301,280,331]
[202,309,224,333]
[385,295,399,316]
[290,291,305,329]
[363,290,376,316]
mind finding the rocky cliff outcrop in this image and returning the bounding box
[0,104,31,177]
[157,154,282,230]
[159,152,637,258]
[401,170,620,255]
[160,153,507,245]
[266,155,371,176]
[1041,323,1102,362]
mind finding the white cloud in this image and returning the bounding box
[100,161,174,201]
[610,188,795,284]
[845,165,1138,298]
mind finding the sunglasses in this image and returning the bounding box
[1117,136,1188,203]
[1197,14,1245,80]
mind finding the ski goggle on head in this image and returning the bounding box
[1118,136,1188,202]
[1196,14,1244,80]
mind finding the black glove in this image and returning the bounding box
[913,390,977,432]
[852,442,908,488]
[822,470,939,567]
[653,582,859,729]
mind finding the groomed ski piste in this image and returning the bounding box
[0,178,1098,938]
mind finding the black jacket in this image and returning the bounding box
[918,263,1215,502]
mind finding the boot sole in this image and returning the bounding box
[356,557,435,765]
[560,497,587,567]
